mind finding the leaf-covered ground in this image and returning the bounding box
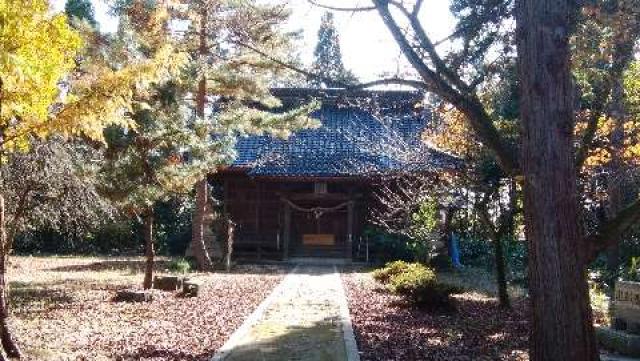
[341,270,530,361]
[8,256,288,361]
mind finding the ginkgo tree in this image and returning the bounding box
[0,0,188,358]
[0,2,84,359]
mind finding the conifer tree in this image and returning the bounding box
[102,0,318,279]
[65,0,98,28]
[309,12,357,88]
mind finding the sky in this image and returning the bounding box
[51,0,456,82]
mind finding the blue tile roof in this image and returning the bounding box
[231,89,458,177]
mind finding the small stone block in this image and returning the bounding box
[114,289,153,303]
[182,281,200,297]
[153,276,183,291]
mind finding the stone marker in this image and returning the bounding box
[114,289,153,303]
[612,281,640,334]
[597,281,640,357]
[153,275,183,291]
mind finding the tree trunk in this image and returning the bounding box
[192,180,213,271]
[189,9,214,272]
[516,1,599,360]
[493,236,510,309]
[143,208,154,290]
[0,196,20,359]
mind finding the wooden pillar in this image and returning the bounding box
[283,200,291,260]
[346,200,354,259]
[256,182,262,259]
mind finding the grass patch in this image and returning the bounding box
[168,258,194,274]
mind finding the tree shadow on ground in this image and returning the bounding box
[114,346,215,361]
[9,283,75,315]
[48,259,294,276]
[216,264,293,276]
[115,316,348,361]
[50,259,172,273]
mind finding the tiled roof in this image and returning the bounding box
[231,88,459,177]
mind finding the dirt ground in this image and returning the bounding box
[8,256,287,361]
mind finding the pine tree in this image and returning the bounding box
[309,12,357,88]
[176,0,320,270]
[102,0,318,279]
[65,0,98,28]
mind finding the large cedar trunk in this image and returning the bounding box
[143,209,155,290]
[516,1,599,360]
[0,196,20,359]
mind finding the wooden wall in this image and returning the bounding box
[216,172,369,259]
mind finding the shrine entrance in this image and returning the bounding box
[280,195,355,259]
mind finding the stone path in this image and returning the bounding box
[211,265,360,361]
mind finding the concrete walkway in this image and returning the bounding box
[211,265,360,361]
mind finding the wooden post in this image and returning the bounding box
[347,201,354,259]
[283,200,291,260]
[143,208,155,290]
[256,182,262,260]
[226,220,234,272]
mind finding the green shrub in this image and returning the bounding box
[381,262,456,311]
[372,260,411,284]
[387,263,436,293]
[168,258,193,274]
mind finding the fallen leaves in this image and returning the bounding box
[9,256,287,361]
[341,270,529,361]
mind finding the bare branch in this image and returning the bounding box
[412,0,424,16]
[372,0,519,174]
[575,108,603,169]
[388,0,471,93]
[586,197,640,263]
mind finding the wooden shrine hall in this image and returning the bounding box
[208,88,456,261]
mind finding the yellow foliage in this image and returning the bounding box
[423,106,481,158]
[579,113,640,170]
[55,44,189,142]
[0,1,189,152]
[0,0,82,151]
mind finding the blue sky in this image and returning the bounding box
[51,0,456,82]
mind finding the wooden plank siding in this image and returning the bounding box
[215,172,369,260]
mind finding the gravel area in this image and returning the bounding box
[341,270,529,361]
[8,256,288,361]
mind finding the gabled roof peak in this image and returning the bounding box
[270,87,424,112]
